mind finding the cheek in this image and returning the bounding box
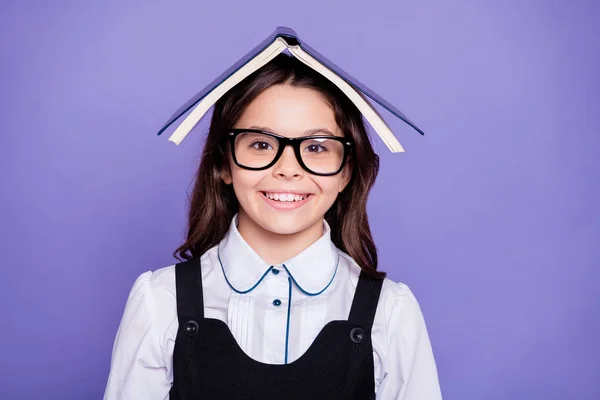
[313,177,344,199]
[230,168,265,194]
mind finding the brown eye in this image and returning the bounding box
[306,143,327,153]
[250,141,273,151]
[302,138,331,154]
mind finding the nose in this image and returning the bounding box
[272,145,303,179]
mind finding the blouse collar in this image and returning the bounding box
[217,214,339,296]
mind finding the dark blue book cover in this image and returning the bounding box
[157,26,424,141]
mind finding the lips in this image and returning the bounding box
[260,191,313,210]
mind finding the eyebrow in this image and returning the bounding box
[249,125,339,137]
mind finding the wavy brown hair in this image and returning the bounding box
[173,53,384,278]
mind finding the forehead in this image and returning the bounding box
[233,84,342,137]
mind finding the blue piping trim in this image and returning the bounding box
[285,276,292,364]
[217,245,273,294]
[282,254,339,296]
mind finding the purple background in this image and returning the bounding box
[1,1,599,399]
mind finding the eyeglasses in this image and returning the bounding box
[226,128,353,176]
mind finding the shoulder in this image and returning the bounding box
[122,264,177,338]
[337,250,417,301]
[134,248,220,296]
[126,249,221,317]
[379,278,423,323]
[336,250,424,327]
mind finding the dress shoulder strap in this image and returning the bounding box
[174,257,204,320]
[348,270,384,331]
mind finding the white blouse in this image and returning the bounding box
[104,215,442,399]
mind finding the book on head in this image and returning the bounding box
[157,26,424,153]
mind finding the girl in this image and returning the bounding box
[104,53,442,399]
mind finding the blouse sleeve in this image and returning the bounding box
[103,271,172,400]
[377,282,443,400]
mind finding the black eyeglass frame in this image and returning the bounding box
[226,128,354,176]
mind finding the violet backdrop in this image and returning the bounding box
[1,1,599,399]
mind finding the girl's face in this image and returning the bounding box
[222,84,351,237]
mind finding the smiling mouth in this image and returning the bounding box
[261,192,312,202]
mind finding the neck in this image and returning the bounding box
[236,212,324,265]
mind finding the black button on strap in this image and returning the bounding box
[185,320,199,336]
[350,327,365,343]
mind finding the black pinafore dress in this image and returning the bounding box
[169,257,384,400]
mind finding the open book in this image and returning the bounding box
[157,26,424,153]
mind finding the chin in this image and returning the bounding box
[256,214,315,236]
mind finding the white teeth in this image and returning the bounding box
[264,192,307,202]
